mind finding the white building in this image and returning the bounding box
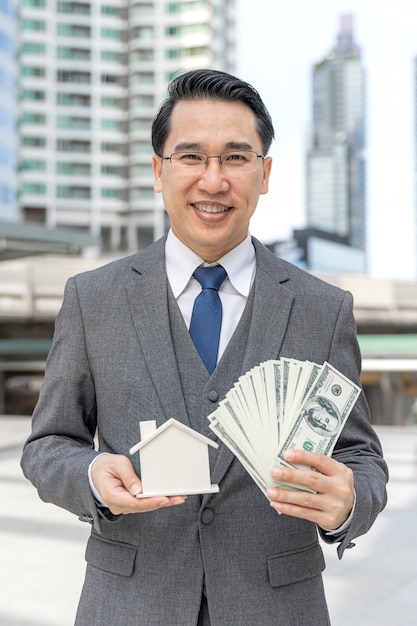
[17,0,235,254]
[0,0,17,221]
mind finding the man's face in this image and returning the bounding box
[152,99,272,263]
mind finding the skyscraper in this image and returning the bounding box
[305,14,366,271]
[0,0,17,221]
[17,0,235,254]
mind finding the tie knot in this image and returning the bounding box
[193,265,227,291]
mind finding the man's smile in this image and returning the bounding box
[192,203,231,213]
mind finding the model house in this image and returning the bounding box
[129,418,219,497]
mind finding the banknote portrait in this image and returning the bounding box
[302,396,341,436]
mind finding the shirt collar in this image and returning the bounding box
[165,229,255,298]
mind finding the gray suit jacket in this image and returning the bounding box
[21,237,388,626]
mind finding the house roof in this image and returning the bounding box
[129,418,219,455]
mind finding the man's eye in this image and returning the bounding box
[224,153,247,163]
[180,153,204,162]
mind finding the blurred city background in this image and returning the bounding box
[0,0,417,624]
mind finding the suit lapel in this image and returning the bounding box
[125,239,190,428]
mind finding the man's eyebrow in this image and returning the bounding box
[224,141,254,151]
[173,141,255,152]
[173,142,202,151]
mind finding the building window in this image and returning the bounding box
[21,89,45,101]
[21,0,46,7]
[21,66,46,78]
[101,142,124,153]
[57,23,91,38]
[101,73,121,84]
[57,69,91,83]
[131,49,153,62]
[19,159,46,171]
[166,1,208,12]
[21,112,46,125]
[131,3,153,17]
[22,19,46,31]
[101,5,121,16]
[57,92,91,106]
[131,26,153,40]
[101,165,124,176]
[57,116,90,129]
[57,46,90,60]
[22,136,46,148]
[101,96,124,108]
[57,162,91,175]
[101,187,122,199]
[57,185,91,198]
[101,28,122,40]
[57,139,91,152]
[21,42,46,54]
[101,119,122,131]
[57,1,91,15]
[101,50,121,62]
[21,183,46,194]
[166,23,207,36]
[166,49,181,59]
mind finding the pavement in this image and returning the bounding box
[1,416,417,626]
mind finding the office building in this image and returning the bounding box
[0,0,17,221]
[305,14,366,272]
[17,0,236,254]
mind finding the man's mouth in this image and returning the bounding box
[193,203,230,214]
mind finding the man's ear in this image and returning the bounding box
[260,156,272,195]
[152,154,163,193]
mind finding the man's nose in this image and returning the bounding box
[196,158,230,193]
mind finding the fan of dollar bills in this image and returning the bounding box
[208,359,361,499]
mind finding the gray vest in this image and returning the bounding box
[167,285,256,468]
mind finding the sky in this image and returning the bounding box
[236,0,417,281]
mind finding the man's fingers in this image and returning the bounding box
[91,454,187,514]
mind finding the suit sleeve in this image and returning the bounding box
[20,277,106,532]
[322,290,388,558]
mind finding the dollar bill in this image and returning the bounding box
[273,362,361,475]
[207,358,361,499]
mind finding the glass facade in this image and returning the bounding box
[306,14,366,252]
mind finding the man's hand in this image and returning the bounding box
[90,454,186,515]
[267,449,354,530]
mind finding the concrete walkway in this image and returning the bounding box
[1,417,416,625]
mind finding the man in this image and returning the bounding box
[21,69,388,625]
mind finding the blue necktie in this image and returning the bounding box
[189,265,227,375]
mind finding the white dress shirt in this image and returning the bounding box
[165,229,256,363]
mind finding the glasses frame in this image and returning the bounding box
[161,150,265,173]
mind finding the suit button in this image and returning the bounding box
[208,390,219,402]
[201,508,215,524]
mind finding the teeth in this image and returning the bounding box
[194,204,229,213]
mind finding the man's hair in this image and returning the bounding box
[151,69,275,156]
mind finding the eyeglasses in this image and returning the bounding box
[161,150,265,175]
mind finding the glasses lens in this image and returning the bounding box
[220,151,259,172]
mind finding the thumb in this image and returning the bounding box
[113,455,143,496]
